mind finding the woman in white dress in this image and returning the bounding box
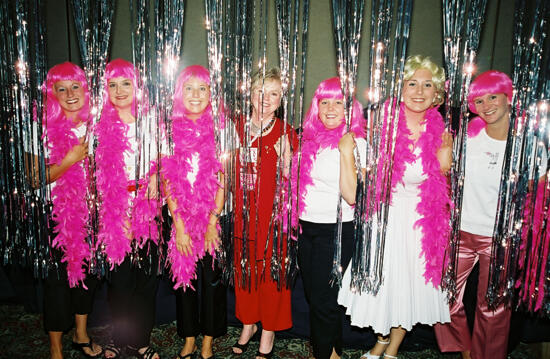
[338,55,453,359]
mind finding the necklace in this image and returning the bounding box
[251,118,275,140]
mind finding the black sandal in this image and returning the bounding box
[128,346,160,359]
[71,339,103,358]
[255,348,273,359]
[232,325,257,355]
[177,353,195,359]
[103,343,122,359]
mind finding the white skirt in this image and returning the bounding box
[337,158,450,335]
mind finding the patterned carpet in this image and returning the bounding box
[0,304,541,359]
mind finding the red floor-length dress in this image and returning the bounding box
[233,118,296,331]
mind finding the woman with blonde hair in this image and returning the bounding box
[232,67,297,359]
[338,55,453,358]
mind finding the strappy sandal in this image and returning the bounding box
[127,346,160,359]
[361,339,391,359]
[71,339,103,358]
[103,343,122,359]
[176,345,197,359]
[383,354,398,359]
[232,324,257,355]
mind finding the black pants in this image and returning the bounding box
[43,260,99,332]
[108,243,160,348]
[298,220,354,359]
[176,252,227,338]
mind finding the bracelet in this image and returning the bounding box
[210,210,220,218]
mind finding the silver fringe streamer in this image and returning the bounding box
[349,0,413,295]
[440,0,488,303]
[0,0,49,278]
[270,0,309,288]
[329,0,365,287]
[128,0,165,274]
[70,0,115,275]
[487,0,550,309]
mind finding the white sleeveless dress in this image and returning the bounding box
[337,150,450,335]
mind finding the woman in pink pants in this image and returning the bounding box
[434,70,515,359]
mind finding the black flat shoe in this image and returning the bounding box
[71,339,103,358]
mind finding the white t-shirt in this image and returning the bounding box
[461,128,547,236]
[300,138,367,223]
[183,123,237,188]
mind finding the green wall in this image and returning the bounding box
[45,0,514,117]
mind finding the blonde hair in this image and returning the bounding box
[251,67,282,93]
[403,55,445,105]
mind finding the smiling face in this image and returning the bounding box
[473,93,510,126]
[402,68,437,114]
[182,76,210,119]
[53,80,85,119]
[251,79,282,122]
[318,98,345,129]
[107,76,134,111]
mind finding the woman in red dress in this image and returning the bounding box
[232,68,297,359]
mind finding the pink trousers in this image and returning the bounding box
[434,231,511,359]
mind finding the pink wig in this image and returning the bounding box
[302,77,366,139]
[45,62,90,122]
[468,70,513,113]
[172,65,211,119]
[103,58,137,116]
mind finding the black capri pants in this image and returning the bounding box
[43,249,99,332]
[175,252,227,338]
[108,242,160,349]
[298,220,354,359]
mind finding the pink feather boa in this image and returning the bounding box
[287,119,365,231]
[95,106,161,268]
[44,116,90,288]
[379,100,451,287]
[161,112,221,289]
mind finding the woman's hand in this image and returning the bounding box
[204,223,220,253]
[338,132,356,155]
[176,229,193,256]
[437,131,453,174]
[63,140,89,166]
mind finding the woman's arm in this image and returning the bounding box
[205,171,225,253]
[339,132,359,205]
[437,131,453,174]
[25,140,89,189]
